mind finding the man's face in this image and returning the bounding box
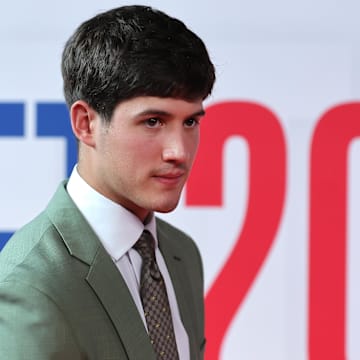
[80,96,205,221]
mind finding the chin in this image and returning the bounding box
[153,202,179,214]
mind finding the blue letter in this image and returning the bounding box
[36,103,77,177]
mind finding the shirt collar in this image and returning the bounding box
[66,166,157,261]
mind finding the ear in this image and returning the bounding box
[70,100,98,147]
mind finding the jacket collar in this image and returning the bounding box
[45,181,157,359]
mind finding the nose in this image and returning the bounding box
[162,131,188,164]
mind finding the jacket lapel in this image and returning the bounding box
[86,247,157,360]
[46,182,156,360]
[157,227,199,360]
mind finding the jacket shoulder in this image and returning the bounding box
[0,212,58,281]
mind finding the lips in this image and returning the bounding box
[153,171,186,185]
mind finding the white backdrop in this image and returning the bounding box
[1,1,360,359]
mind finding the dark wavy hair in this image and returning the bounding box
[61,5,216,121]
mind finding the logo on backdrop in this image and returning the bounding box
[0,102,76,249]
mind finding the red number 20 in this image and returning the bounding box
[185,101,360,359]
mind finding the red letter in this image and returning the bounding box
[309,103,360,359]
[186,101,286,359]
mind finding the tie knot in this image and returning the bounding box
[134,230,156,262]
[134,230,161,281]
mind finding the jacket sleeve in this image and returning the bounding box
[0,280,84,359]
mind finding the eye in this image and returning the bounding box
[184,118,200,128]
[145,117,162,128]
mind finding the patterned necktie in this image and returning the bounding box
[133,230,179,360]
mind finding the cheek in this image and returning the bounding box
[117,139,157,170]
[189,133,200,158]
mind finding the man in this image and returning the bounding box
[0,5,215,360]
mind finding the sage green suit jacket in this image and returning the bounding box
[0,182,205,359]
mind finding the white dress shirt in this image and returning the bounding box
[66,166,189,360]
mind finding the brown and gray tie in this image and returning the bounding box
[133,230,180,360]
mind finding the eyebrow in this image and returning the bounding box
[135,108,206,118]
